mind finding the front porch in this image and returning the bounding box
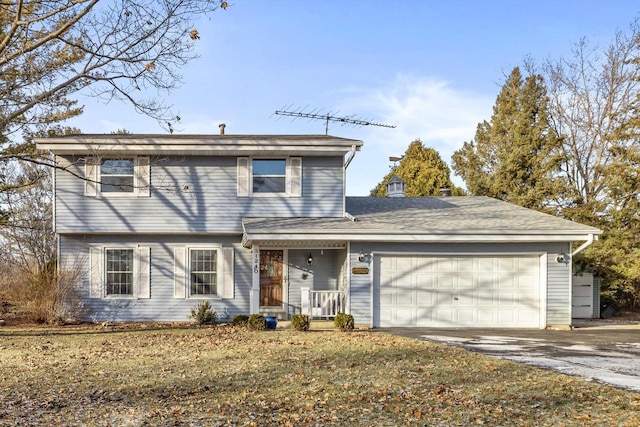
[251,245,349,320]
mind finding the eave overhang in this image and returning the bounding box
[35,135,364,157]
[241,230,600,248]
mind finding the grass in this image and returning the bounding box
[1,324,639,426]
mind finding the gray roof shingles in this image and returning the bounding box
[242,196,601,235]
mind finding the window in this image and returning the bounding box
[101,159,134,193]
[190,249,218,296]
[105,249,133,295]
[252,159,286,193]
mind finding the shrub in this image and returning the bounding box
[189,301,216,325]
[247,314,267,331]
[291,314,310,331]
[231,314,250,327]
[1,256,85,324]
[334,312,354,332]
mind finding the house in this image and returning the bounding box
[36,132,602,329]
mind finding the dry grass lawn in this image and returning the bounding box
[1,324,639,426]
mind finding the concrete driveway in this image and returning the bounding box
[384,319,640,392]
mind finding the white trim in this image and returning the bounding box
[103,246,137,299]
[251,245,260,314]
[244,233,598,244]
[540,253,549,329]
[249,157,302,198]
[187,245,223,299]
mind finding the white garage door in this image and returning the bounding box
[373,255,542,328]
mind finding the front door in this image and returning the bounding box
[260,250,283,307]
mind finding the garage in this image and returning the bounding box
[373,254,544,328]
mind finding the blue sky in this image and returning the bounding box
[68,0,640,195]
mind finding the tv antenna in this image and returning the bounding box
[274,105,396,135]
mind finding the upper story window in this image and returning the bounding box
[85,156,150,198]
[105,248,134,295]
[237,157,301,198]
[101,159,135,193]
[252,159,286,193]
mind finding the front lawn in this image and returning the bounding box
[0,325,638,425]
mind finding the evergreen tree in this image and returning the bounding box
[451,67,565,211]
[370,140,463,197]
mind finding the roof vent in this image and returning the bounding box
[386,175,405,198]
[219,123,226,135]
[439,187,451,197]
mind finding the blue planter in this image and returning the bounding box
[265,316,278,330]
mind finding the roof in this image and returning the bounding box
[387,175,404,184]
[242,196,601,245]
[35,134,364,156]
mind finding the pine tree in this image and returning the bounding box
[370,140,463,197]
[451,67,565,211]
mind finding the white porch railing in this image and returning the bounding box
[301,288,346,319]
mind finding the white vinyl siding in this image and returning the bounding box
[58,156,343,234]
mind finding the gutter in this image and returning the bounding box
[572,233,596,257]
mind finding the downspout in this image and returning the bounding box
[343,144,360,219]
[344,144,359,169]
[572,234,596,257]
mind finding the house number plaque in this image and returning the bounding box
[352,267,369,274]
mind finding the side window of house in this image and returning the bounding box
[252,159,286,193]
[105,249,134,295]
[190,249,218,296]
[101,159,135,193]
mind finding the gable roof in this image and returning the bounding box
[35,134,363,156]
[242,196,601,246]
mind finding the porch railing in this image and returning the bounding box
[301,288,346,319]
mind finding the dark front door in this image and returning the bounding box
[260,250,283,307]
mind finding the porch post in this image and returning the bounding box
[301,287,310,316]
[251,245,260,314]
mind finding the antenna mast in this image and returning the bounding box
[274,106,395,135]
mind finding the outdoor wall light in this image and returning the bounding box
[358,249,367,263]
[556,251,570,264]
[307,253,313,265]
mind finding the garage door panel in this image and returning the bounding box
[437,258,455,271]
[437,274,455,288]
[375,254,541,328]
[458,274,475,289]
[396,290,415,306]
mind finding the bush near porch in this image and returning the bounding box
[0,325,639,425]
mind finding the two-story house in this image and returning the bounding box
[36,132,601,329]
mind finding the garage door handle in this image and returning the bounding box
[454,297,459,301]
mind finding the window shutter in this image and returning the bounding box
[174,247,187,298]
[137,247,151,298]
[136,156,151,197]
[85,157,98,197]
[221,247,234,298]
[89,247,102,298]
[237,157,250,197]
[288,157,302,197]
